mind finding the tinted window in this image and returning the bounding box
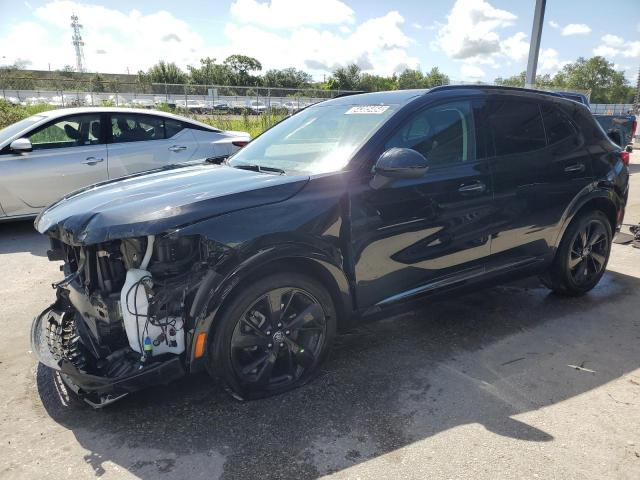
[28,114,101,150]
[165,119,184,138]
[541,104,575,145]
[487,101,545,156]
[111,114,164,143]
[386,100,473,165]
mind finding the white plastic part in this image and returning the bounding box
[120,268,185,356]
[140,235,155,270]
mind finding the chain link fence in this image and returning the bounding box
[0,77,355,116]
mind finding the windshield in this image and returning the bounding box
[0,115,46,142]
[229,103,398,174]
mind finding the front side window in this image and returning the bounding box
[487,100,546,156]
[111,115,164,143]
[229,103,398,174]
[28,114,101,150]
[386,100,473,166]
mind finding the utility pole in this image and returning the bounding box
[634,65,640,114]
[525,0,546,89]
[71,14,86,73]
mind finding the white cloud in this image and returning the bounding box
[538,48,569,73]
[561,23,591,36]
[434,0,517,60]
[593,33,640,59]
[0,1,206,73]
[229,0,354,29]
[433,0,531,79]
[461,64,486,78]
[601,34,624,47]
[548,20,559,29]
[411,22,425,30]
[501,32,529,62]
[0,1,420,78]
[220,11,419,76]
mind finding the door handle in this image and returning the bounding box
[564,163,585,173]
[458,181,486,194]
[82,157,104,165]
[168,145,187,152]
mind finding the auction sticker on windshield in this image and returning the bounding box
[345,105,390,114]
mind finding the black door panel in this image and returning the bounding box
[483,98,593,267]
[350,160,494,308]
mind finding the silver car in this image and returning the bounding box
[0,107,250,220]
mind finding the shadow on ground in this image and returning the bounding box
[0,220,48,256]
[34,267,640,479]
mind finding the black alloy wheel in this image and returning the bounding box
[209,273,336,399]
[541,210,612,296]
[567,219,609,286]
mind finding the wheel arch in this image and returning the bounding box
[554,189,618,252]
[187,248,354,372]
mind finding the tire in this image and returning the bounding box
[207,272,336,400]
[540,210,612,296]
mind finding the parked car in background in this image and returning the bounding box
[554,91,636,152]
[212,101,231,112]
[242,100,267,115]
[32,86,628,407]
[282,101,302,113]
[0,107,250,220]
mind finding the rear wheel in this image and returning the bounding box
[541,210,612,296]
[208,273,336,400]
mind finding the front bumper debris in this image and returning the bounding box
[31,305,186,408]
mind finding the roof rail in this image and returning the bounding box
[333,90,367,98]
[427,84,563,98]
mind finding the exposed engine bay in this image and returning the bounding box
[37,233,220,405]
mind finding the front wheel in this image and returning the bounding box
[208,273,336,400]
[541,210,612,296]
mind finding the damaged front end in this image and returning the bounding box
[32,233,226,407]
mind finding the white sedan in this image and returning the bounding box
[0,107,250,219]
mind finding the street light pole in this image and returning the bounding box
[525,0,546,89]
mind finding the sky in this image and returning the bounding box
[0,0,638,83]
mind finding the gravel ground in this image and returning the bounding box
[1,153,639,480]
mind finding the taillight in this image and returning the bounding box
[232,140,249,148]
[620,151,630,166]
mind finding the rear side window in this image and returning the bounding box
[541,104,575,145]
[165,119,184,138]
[111,114,164,143]
[487,100,546,156]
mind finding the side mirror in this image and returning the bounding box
[371,147,428,189]
[10,138,32,153]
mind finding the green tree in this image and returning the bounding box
[359,73,397,91]
[223,54,262,86]
[555,56,632,103]
[397,69,425,89]
[90,73,105,92]
[494,71,526,87]
[327,64,362,91]
[263,67,312,88]
[187,57,233,85]
[423,67,450,87]
[142,61,187,84]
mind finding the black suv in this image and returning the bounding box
[32,86,629,407]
